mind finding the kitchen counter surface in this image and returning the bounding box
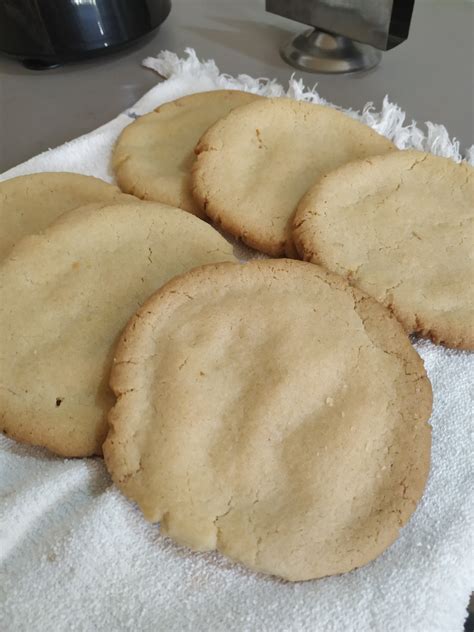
[0,0,473,173]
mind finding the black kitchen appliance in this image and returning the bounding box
[0,0,171,69]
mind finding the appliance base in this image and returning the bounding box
[280,28,382,74]
[13,28,158,70]
[22,59,61,71]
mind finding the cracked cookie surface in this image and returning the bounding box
[0,172,133,260]
[0,203,236,457]
[104,259,432,581]
[191,98,395,256]
[293,150,474,349]
[113,91,261,219]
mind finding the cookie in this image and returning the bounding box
[113,91,261,219]
[293,150,474,350]
[192,98,395,256]
[0,203,237,457]
[0,172,132,260]
[104,259,432,581]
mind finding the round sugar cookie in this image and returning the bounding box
[104,259,432,581]
[113,91,261,219]
[0,172,133,260]
[293,150,474,350]
[0,203,237,457]
[191,98,395,256]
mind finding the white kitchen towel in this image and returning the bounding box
[0,49,473,632]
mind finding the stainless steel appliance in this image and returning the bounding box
[266,0,415,74]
